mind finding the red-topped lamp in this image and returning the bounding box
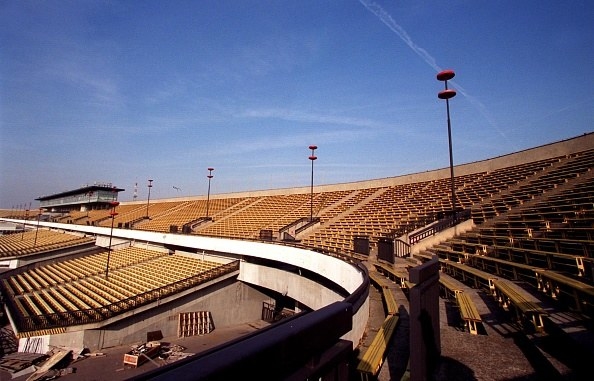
[205,168,214,220]
[146,179,153,219]
[308,145,318,222]
[106,196,120,279]
[437,69,458,222]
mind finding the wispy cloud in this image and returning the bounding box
[239,108,392,129]
[213,128,371,156]
[43,52,121,108]
[524,96,594,128]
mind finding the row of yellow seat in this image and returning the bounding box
[6,249,227,320]
[0,229,94,258]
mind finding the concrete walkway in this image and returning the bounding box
[0,321,267,381]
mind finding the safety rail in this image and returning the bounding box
[2,261,240,334]
[409,209,471,245]
[395,238,410,258]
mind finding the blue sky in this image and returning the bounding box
[1,0,593,208]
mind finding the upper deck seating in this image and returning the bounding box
[136,198,248,232]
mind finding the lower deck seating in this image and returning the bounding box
[424,256,552,332]
[1,247,239,334]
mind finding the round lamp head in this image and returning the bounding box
[308,145,317,150]
[438,89,457,100]
[437,70,455,81]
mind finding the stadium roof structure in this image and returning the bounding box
[35,183,124,201]
[35,183,125,212]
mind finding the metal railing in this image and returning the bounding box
[395,239,411,258]
[409,209,471,245]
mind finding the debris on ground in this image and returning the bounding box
[26,349,72,381]
[123,341,161,368]
[157,343,195,363]
[0,351,47,376]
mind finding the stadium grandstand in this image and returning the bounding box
[0,133,593,380]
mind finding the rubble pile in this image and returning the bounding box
[157,343,194,363]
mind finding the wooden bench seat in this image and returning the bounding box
[48,288,79,312]
[440,260,498,291]
[368,271,398,315]
[535,269,594,315]
[356,314,400,379]
[456,292,482,335]
[492,279,547,331]
[373,262,408,288]
[382,287,398,316]
[484,244,584,277]
[368,271,389,289]
[40,289,67,313]
[22,294,44,316]
[439,274,464,297]
[469,254,539,283]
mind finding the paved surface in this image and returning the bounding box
[0,321,267,381]
[364,257,592,381]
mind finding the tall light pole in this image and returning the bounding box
[146,179,153,219]
[205,168,214,220]
[437,69,457,222]
[105,199,119,280]
[308,145,318,222]
[21,206,29,240]
[34,208,43,247]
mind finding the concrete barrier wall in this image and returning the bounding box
[42,277,268,351]
[238,262,344,310]
[7,221,366,296]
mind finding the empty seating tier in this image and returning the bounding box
[0,247,239,334]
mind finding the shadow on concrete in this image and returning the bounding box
[442,298,464,331]
[385,305,410,381]
[432,356,477,381]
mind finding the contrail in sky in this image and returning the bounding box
[358,0,441,72]
[359,0,512,145]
